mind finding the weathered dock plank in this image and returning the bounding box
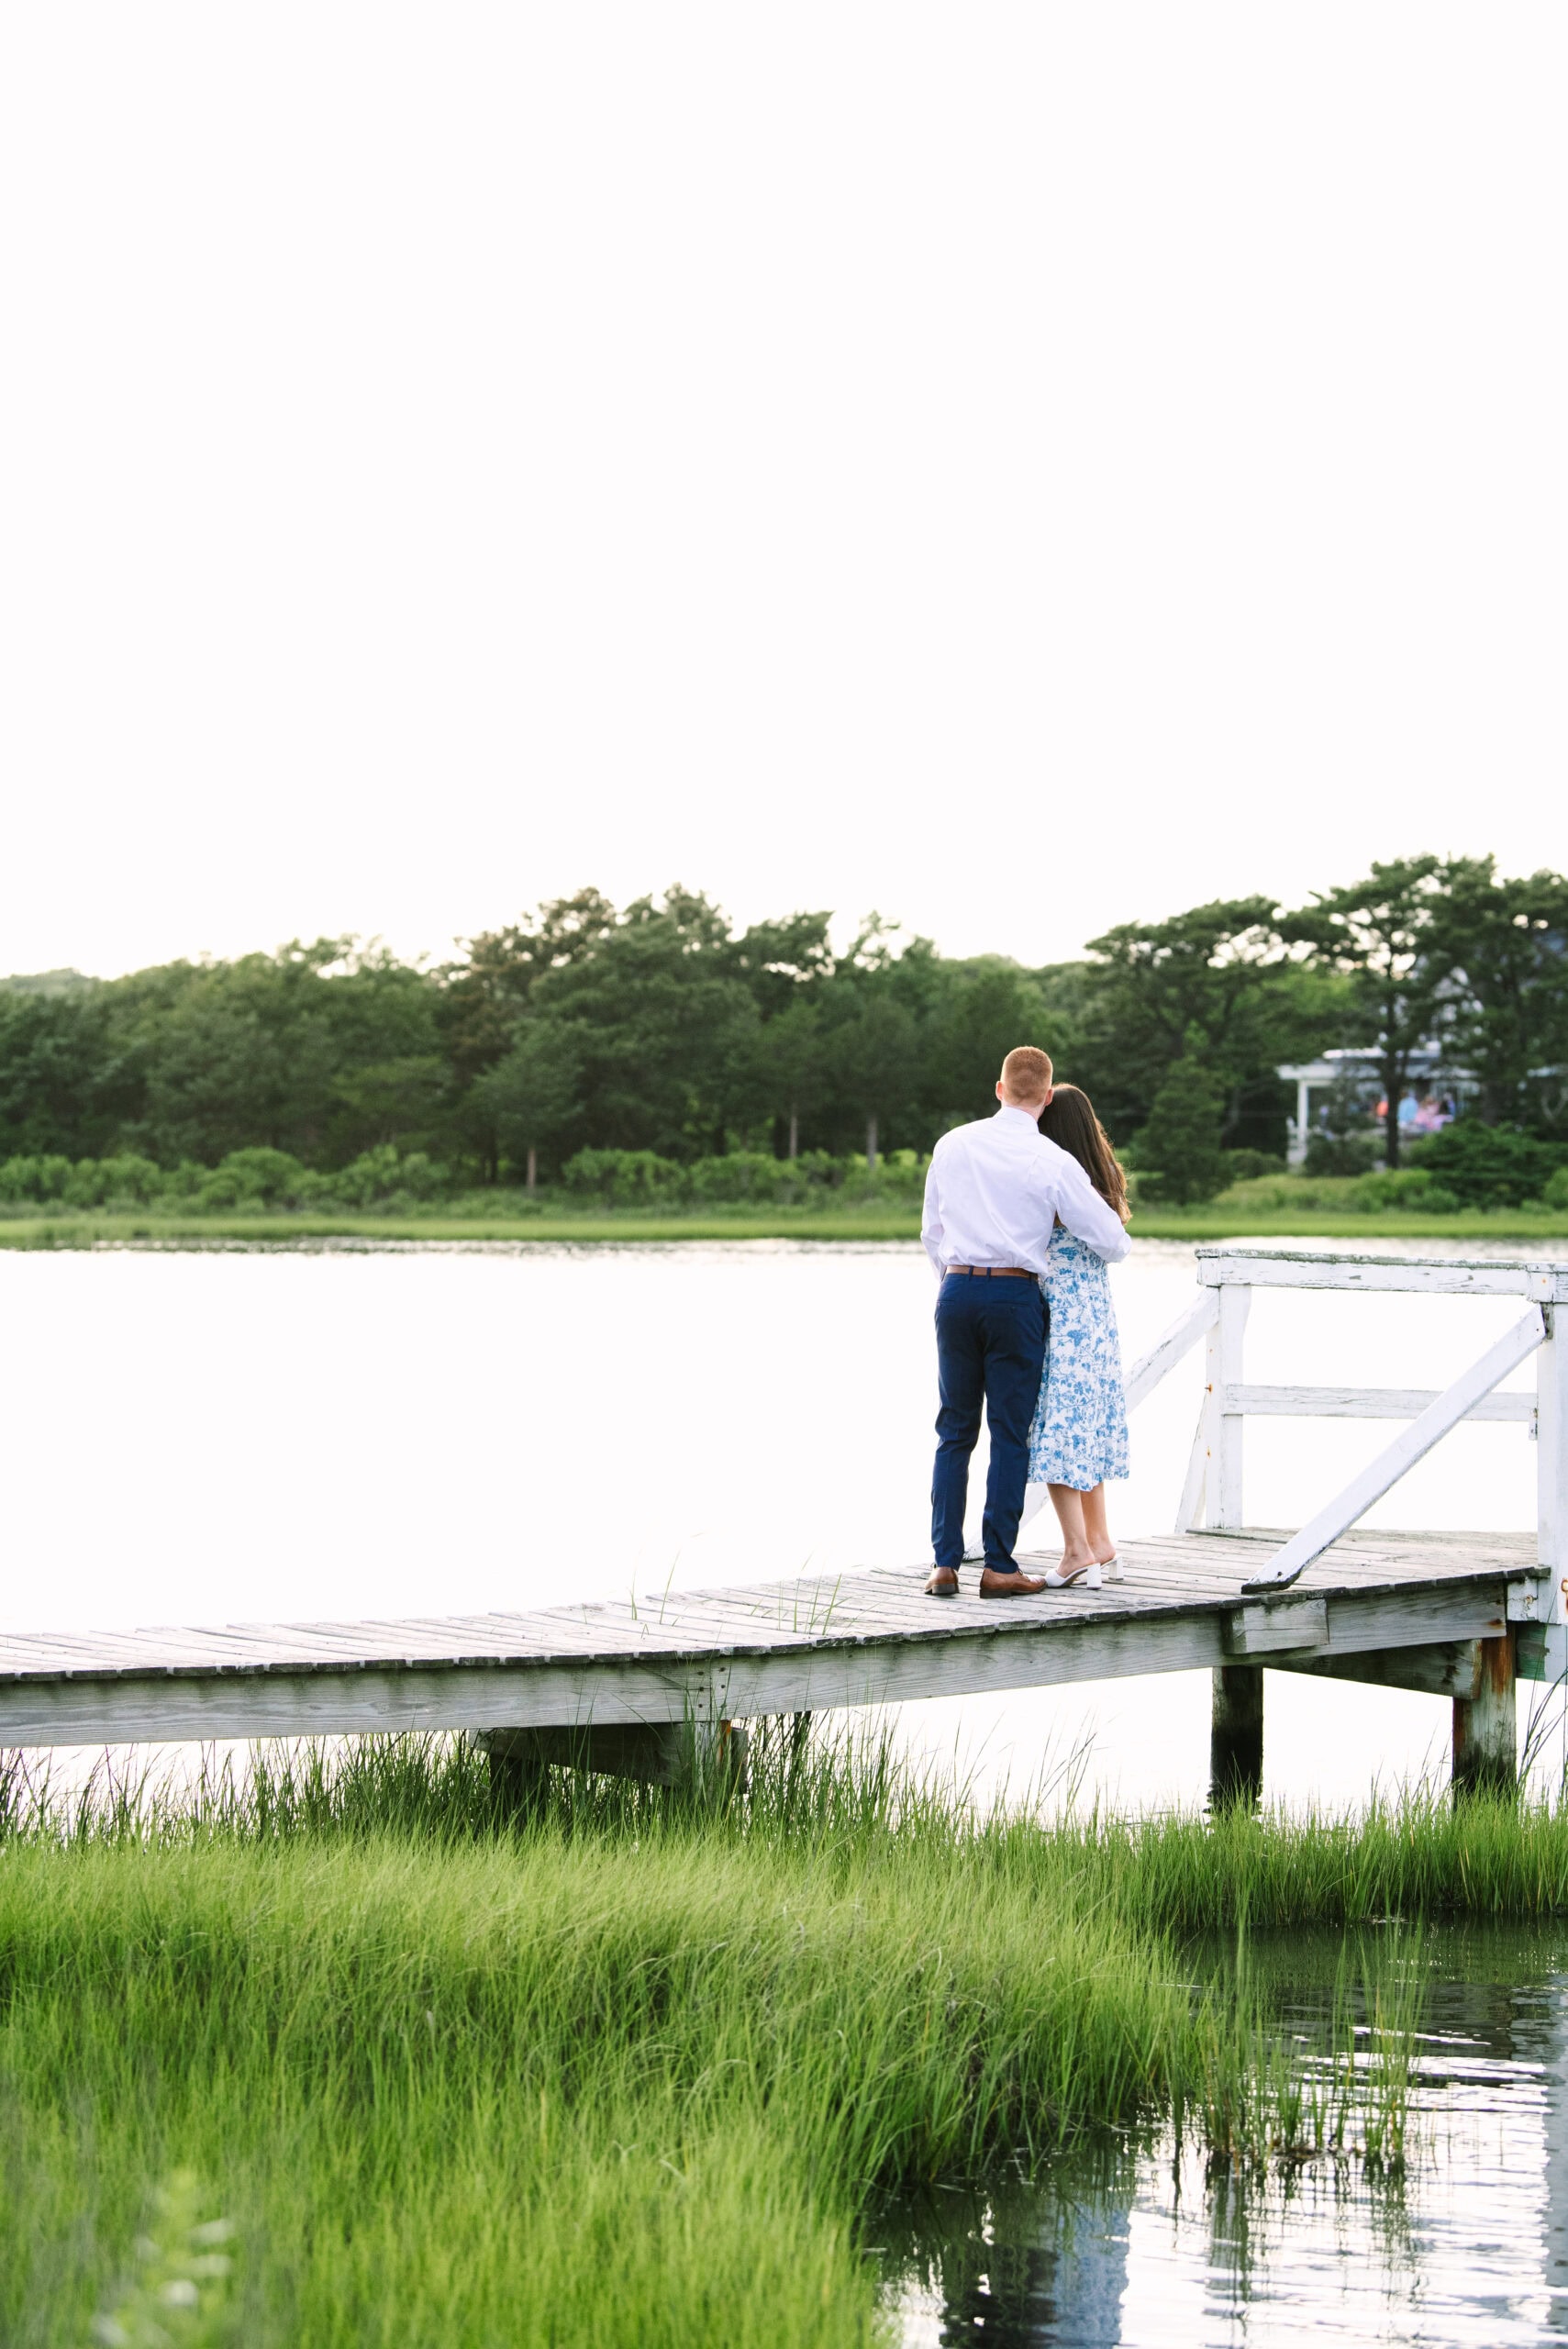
[0,1529,1538,1751]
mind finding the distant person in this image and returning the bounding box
[1412,1093,1444,1134]
[920,1047,1130,1598]
[1024,1085,1134,1587]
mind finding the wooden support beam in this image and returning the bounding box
[479,1719,749,1798]
[1451,1633,1518,1798]
[1210,1665,1263,1809]
[1224,1597,1329,1655]
[1271,1640,1483,1700]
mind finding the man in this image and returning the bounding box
[921,1046,1130,1597]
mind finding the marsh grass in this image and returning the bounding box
[3,1730,1564,2345]
[1179,1916,1430,2176]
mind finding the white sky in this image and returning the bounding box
[2,5,1564,980]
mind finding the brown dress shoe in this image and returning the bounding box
[978,1565,1048,1598]
[924,1566,960,1597]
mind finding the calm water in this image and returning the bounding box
[884,1924,1568,2347]
[0,1233,1560,1807]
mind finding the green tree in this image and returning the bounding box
[529,890,763,1158]
[916,957,1051,1136]
[820,981,918,1168]
[1283,857,1480,1166]
[1429,860,1568,1130]
[328,1055,449,1156]
[1137,1040,1229,1204]
[476,1015,584,1189]
[728,910,836,1019]
[758,996,827,1159]
[437,889,618,1097]
[800,917,924,1163]
[1078,898,1340,1152]
[0,985,142,1157]
[129,941,442,1167]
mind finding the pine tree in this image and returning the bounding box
[1139,1038,1229,1205]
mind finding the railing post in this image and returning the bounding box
[1177,1277,1250,1533]
[1207,1283,1251,1531]
[1540,1300,1568,1605]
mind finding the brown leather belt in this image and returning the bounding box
[944,1264,1034,1278]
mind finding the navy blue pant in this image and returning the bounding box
[930,1274,1048,1571]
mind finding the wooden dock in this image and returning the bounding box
[5,1248,1565,1799]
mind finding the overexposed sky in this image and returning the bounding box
[2,6,1563,980]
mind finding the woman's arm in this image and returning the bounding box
[1044,1152,1131,1264]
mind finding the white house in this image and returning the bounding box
[1279,1045,1475,1164]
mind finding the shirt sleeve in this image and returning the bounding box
[1042,1153,1131,1264]
[921,1152,945,1281]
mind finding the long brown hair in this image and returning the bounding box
[1039,1084,1131,1224]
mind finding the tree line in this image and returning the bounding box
[2,855,1564,1198]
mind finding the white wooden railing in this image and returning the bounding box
[1121,1249,1568,1611]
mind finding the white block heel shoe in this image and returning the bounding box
[1043,1559,1100,1590]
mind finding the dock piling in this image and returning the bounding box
[1451,1631,1518,1798]
[1209,1664,1264,1808]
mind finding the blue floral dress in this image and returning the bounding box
[1026,1224,1129,1489]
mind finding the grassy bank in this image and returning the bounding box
[5,1203,1568,1248]
[0,1207,924,1248]
[6,1734,1568,2344]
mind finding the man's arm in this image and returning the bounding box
[921,1152,946,1282]
[1042,1152,1131,1264]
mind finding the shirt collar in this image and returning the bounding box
[995,1103,1041,1131]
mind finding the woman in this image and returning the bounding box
[1027,1085,1131,1590]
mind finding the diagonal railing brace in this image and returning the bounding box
[1123,1290,1218,1412]
[1240,1305,1547,1594]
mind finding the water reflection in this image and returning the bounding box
[884,1929,1568,2346]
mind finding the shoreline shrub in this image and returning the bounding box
[1350,1168,1462,1214]
[0,1153,72,1203]
[561,1148,690,1208]
[61,1154,165,1208]
[687,1150,797,1204]
[839,1147,924,1203]
[1304,1130,1383,1176]
[1223,1148,1287,1184]
[195,1146,316,1211]
[1407,1121,1567,1208]
[329,1144,448,1208]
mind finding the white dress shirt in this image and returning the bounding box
[920,1104,1131,1281]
